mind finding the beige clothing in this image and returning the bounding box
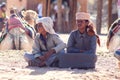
[0,9,5,18]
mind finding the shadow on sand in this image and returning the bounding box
[26,66,97,75]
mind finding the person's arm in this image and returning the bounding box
[32,34,42,58]
[83,36,97,54]
[67,32,80,53]
[52,34,66,53]
[42,34,66,61]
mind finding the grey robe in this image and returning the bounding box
[24,33,66,66]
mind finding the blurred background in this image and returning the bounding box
[0,0,118,34]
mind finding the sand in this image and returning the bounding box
[0,34,120,80]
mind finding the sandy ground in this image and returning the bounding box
[0,34,120,80]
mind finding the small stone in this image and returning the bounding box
[11,68,15,70]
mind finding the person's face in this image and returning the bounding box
[2,6,7,12]
[36,23,46,34]
[76,20,89,30]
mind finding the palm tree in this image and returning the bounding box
[57,0,62,32]
[108,0,112,29]
[96,0,103,34]
[69,0,77,31]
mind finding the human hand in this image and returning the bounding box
[38,56,46,61]
[44,49,56,60]
[80,50,84,53]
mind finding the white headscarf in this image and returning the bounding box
[36,17,56,34]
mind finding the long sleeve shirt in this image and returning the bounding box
[67,30,97,54]
[32,33,66,58]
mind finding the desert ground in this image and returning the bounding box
[0,34,120,80]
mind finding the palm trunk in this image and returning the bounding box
[42,0,47,16]
[96,0,103,34]
[57,0,62,32]
[78,0,88,12]
[69,0,77,31]
[47,0,51,16]
[108,0,112,30]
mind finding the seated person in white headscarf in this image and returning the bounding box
[24,17,66,67]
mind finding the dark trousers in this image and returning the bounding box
[58,53,97,69]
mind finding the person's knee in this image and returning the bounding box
[114,50,120,61]
[57,49,65,57]
[24,52,34,62]
[24,53,30,62]
[59,49,65,54]
[114,53,120,60]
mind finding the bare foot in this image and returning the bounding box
[39,61,46,67]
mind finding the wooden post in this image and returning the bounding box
[69,0,77,31]
[57,0,62,32]
[47,0,51,16]
[108,0,112,29]
[42,0,47,16]
[78,0,88,12]
[96,0,103,34]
